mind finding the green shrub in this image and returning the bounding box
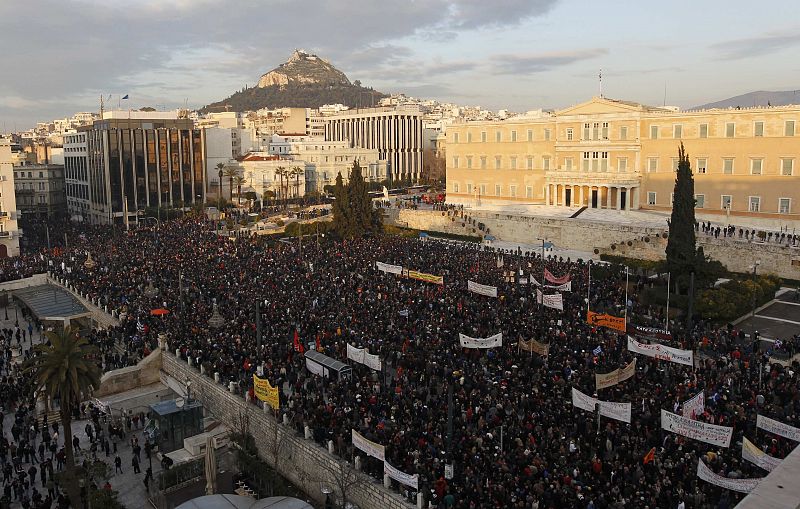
[696,274,781,323]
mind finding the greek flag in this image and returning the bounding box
[593,345,603,355]
[398,309,409,318]
[774,339,783,349]
[137,319,145,334]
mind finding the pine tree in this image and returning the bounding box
[331,171,350,236]
[347,161,375,236]
[665,142,698,282]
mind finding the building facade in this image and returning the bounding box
[13,164,66,219]
[0,138,21,257]
[74,111,206,224]
[446,97,800,221]
[64,131,90,221]
[323,105,423,182]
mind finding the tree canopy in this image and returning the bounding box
[665,143,698,279]
[331,161,382,238]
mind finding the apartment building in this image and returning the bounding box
[0,139,21,257]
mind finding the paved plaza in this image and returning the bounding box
[735,288,800,344]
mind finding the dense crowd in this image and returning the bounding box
[1,215,798,509]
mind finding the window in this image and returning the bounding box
[479,184,487,195]
[696,158,707,174]
[673,125,683,139]
[467,133,472,143]
[751,158,763,175]
[480,131,487,143]
[38,182,45,191]
[782,158,794,176]
[39,171,43,178]
[749,196,761,212]
[565,157,574,171]
[592,152,599,171]
[526,156,533,170]
[544,129,551,140]
[725,122,735,138]
[453,133,459,144]
[511,130,517,142]
[509,185,517,197]
[527,130,533,142]
[466,183,473,194]
[721,195,732,210]
[699,123,708,138]
[600,152,608,171]
[650,125,658,139]
[566,128,573,141]
[543,157,551,170]
[670,193,674,205]
[618,158,628,172]
[723,158,734,174]
[510,156,517,170]
[494,156,501,169]
[583,123,590,140]
[602,122,609,140]
[779,198,791,214]
[695,194,705,208]
[754,121,764,137]
[648,158,658,173]
[592,122,599,140]
[526,186,533,198]
[786,120,796,136]
[647,192,657,206]
[495,131,501,142]
[495,184,501,196]
[452,156,459,168]
[480,156,487,169]
[582,152,590,171]
[466,156,473,169]
[620,126,628,140]
[453,182,459,193]
[672,158,679,171]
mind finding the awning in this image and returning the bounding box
[12,284,91,322]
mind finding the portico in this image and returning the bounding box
[544,176,641,210]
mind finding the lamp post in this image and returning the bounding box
[536,237,547,289]
[751,260,761,317]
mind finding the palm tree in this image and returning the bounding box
[233,175,247,204]
[274,166,288,209]
[25,326,101,506]
[291,166,303,199]
[223,166,239,203]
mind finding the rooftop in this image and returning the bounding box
[12,284,90,322]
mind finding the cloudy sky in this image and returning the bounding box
[2,0,799,130]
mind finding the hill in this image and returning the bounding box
[694,89,800,110]
[202,50,387,113]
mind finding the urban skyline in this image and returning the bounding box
[2,0,800,129]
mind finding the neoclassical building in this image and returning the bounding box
[446,96,800,220]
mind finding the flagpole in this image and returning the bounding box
[587,261,592,315]
[624,266,629,326]
[665,272,671,332]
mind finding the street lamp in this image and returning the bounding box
[321,485,333,509]
[536,237,547,288]
[751,260,761,317]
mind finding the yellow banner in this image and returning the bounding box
[519,339,549,356]
[404,269,444,285]
[587,310,626,332]
[253,375,280,410]
[595,359,637,390]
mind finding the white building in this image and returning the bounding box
[238,153,306,203]
[64,131,90,221]
[0,138,21,257]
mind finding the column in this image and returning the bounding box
[579,185,585,207]
[561,185,567,207]
[616,187,622,210]
[572,185,578,206]
[632,187,639,210]
[545,184,551,206]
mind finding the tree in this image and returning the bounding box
[331,161,382,238]
[275,166,289,208]
[215,163,226,205]
[331,171,349,236]
[25,326,102,507]
[233,175,247,204]
[223,166,240,202]
[291,166,304,199]
[422,148,446,184]
[263,190,276,207]
[665,143,698,289]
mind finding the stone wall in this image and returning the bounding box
[162,353,415,509]
[95,349,163,397]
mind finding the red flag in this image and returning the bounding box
[293,330,304,353]
[315,334,321,352]
[643,447,656,465]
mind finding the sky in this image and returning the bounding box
[2,0,799,130]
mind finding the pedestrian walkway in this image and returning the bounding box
[734,288,800,343]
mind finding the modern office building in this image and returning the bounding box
[0,138,21,257]
[323,105,423,182]
[13,164,66,219]
[445,96,800,221]
[73,111,206,224]
[64,131,90,221]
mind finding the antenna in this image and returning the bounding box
[663,82,667,107]
[598,69,603,98]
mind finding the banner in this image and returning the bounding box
[661,410,733,447]
[587,310,626,332]
[627,323,673,342]
[468,280,498,298]
[595,359,636,390]
[742,437,782,472]
[544,268,570,285]
[347,344,382,371]
[571,388,632,423]
[459,332,502,349]
[305,357,324,377]
[682,391,705,419]
[627,336,693,367]
[384,461,419,490]
[536,289,564,311]
[547,281,572,292]
[519,338,549,356]
[496,256,504,268]
[756,414,800,442]
[376,261,403,275]
[352,429,385,461]
[404,269,444,285]
[253,375,280,410]
[697,459,761,493]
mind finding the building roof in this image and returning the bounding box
[149,398,203,416]
[175,495,314,509]
[239,154,282,162]
[12,284,90,322]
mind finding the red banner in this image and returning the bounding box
[544,268,570,285]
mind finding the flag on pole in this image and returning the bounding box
[293,330,304,353]
[398,309,409,318]
[643,447,656,464]
[121,94,129,100]
[593,345,603,355]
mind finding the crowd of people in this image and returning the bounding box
[0,214,798,509]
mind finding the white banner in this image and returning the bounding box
[571,387,632,423]
[347,344,382,371]
[536,289,564,311]
[697,459,761,493]
[384,461,419,490]
[468,280,498,298]
[352,429,385,461]
[742,437,782,472]
[459,332,503,349]
[627,336,693,367]
[682,391,705,419]
[661,410,733,447]
[756,414,800,442]
[546,281,572,292]
[595,359,637,390]
[376,261,403,275]
[305,358,324,377]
